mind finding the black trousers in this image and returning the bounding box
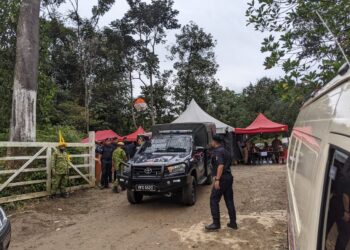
[327,195,350,250]
[274,152,280,163]
[113,170,117,182]
[210,174,237,224]
[101,161,112,187]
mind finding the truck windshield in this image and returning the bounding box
[141,136,192,153]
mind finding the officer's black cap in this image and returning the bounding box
[212,135,224,144]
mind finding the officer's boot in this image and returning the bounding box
[61,192,69,198]
[112,181,120,193]
[50,194,58,199]
[227,221,238,230]
[112,185,120,193]
[205,219,221,231]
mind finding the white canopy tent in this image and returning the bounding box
[172,99,234,133]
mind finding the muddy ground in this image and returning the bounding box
[8,165,287,250]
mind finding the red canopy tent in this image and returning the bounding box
[122,126,145,142]
[82,130,121,143]
[235,113,288,134]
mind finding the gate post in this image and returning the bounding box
[88,132,96,187]
[46,146,52,194]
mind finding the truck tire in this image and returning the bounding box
[127,190,143,204]
[182,176,197,206]
[205,168,213,185]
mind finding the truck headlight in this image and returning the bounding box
[122,163,131,175]
[167,163,186,174]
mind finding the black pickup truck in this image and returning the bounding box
[118,123,216,205]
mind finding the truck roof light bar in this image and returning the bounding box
[159,130,193,134]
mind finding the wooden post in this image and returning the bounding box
[46,146,52,193]
[88,131,95,187]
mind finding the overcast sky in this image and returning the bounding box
[61,0,284,93]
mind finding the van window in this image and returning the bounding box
[319,148,350,250]
[296,143,318,178]
[293,141,319,226]
[288,136,296,170]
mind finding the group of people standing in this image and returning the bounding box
[240,135,284,165]
[96,137,143,192]
[49,137,144,198]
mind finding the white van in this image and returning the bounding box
[287,64,350,250]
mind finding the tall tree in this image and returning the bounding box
[141,70,174,124]
[110,19,140,129]
[240,77,301,130]
[89,26,133,134]
[123,0,180,125]
[246,0,350,88]
[207,83,242,128]
[10,0,41,141]
[52,0,116,133]
[170,22,218,111]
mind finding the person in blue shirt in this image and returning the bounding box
[205,135,238,231]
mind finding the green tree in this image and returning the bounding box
[37,16,86,130]
[141,70,174,125]
[170,22,218,112]
[240,77,301,131]
[246,0,350,88]
[88,27,133,134]
[207,83,245,128]
[0,0,20,136]
[67,0,115,133]
[123,0,180,125]
[110,19,141,129]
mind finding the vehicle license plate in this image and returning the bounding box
[135,184,156,192]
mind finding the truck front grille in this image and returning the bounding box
[132,166,163,178]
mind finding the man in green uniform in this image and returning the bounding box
[112,142,127,193]
[51,142,70,198]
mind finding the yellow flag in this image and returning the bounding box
[59,130,65,143]
[58,130,67,147]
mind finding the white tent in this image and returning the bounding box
[172,99,234,133]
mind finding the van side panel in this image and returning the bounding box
[294,88,342,139]
[287,86,342,249]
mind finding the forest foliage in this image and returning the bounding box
[1,0,344,141]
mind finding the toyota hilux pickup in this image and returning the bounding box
[118,123,216,206]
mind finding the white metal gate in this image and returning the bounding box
[0,132,95,204]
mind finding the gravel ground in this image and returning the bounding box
[8,164,288,250]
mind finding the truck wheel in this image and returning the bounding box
[205,169,213,185]
[182,176,197,206]
[127,190,143,204]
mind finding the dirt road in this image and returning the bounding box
[8,165,287,250]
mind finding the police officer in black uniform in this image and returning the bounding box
[100,138,115,189]
[205,135,238,231]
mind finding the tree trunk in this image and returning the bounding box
[149,72,156,125]
[149,45,156,125]
[129,71,137,129]
[10,0,41,142]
